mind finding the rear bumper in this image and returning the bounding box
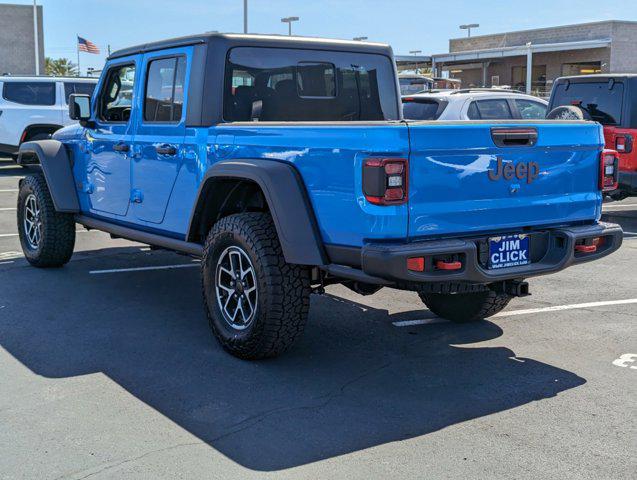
[618,171,637,194]
[361,222,623,284]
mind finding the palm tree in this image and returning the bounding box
[45,57,79,77]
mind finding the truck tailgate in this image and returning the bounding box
[406,121,604,239]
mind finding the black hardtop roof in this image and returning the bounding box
[555,73,637,84]
[109,32,394,60]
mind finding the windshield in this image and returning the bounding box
[551,82,624,125]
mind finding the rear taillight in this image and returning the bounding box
[600,150,619,192]
[615,134,633,153]
[363,158,408,205]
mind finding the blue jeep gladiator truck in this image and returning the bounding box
[15,34,623,359]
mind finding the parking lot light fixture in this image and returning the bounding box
[459,23,479,37]
[281,16,300,36]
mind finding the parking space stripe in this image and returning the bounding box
[393,298,637,326]
[0,189,18,193]
[0,207,16,211]
[392,318,448,327]
[492,298,637,317]
[89,263,200,274]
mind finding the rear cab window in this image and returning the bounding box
[63,82,96,104]
[223,47,399,122]
[2,81,56,105]
[551,82,624,125]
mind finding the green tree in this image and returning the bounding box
[45,57,79,77]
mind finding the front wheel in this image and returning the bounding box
[17,174,75,267]
[201,212,311,360]
[419,288,512,323]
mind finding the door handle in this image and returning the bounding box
[156,144,177,156]
[113,142,130,152]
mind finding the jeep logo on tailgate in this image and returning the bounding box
[488,157,539,184]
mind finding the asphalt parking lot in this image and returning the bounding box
[0,158,635,479]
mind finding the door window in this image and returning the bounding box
[467,99,513,119]
[99,64,136,123]
[2,82,55,105]
[515,99,547,119]
[144,56,186,123]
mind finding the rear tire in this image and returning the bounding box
[419,288,512,323]
[17,174,75,267]
[201,212,311,360]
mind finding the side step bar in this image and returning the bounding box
[75,215,203,257]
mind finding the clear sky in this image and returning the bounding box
[6,0,637,74]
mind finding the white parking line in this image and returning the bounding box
[392,298,637,326]
[89,263,200,274]
[603,203,637,209]
[0,189,18,193]
[0,207,16,211]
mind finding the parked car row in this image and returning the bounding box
[0,76,97,158]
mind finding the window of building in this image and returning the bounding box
[561,62,602,76]
[99,64,136,122]
[3,82,55,106]
[467,99,513,120]
[511,65,547,92]
[144,56,186,123]
[223,47,398,122]
[515,99,547,119]
[64,82,96,104]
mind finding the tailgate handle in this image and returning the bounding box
[491,128,538,147]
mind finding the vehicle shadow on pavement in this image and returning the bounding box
[0,252,586,471]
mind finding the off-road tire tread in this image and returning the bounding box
[17,173,75,267]
[202,212,310,360]
[419,288,512,323]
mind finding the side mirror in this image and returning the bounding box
[69,94,92,121]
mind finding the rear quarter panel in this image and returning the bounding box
[204,123,410,247]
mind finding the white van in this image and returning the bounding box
[0,76,97,158]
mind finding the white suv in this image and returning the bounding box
[0,76,97,158]
[402,89,548,121]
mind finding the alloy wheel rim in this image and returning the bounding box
[23,193,42,250]
[215,245,258,330]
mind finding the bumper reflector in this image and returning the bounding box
[407,257,425,272]
[575,244,597,253]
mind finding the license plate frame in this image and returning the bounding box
[488,234,530,270]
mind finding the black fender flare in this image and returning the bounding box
[187,159,327,266]
[17,140,79,213]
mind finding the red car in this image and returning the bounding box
[548,74,636,199]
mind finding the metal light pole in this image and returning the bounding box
[281,16,299,36]
[409,50,422,74]
[353,36,368,41]
[459,23,479,37]
[33,0,39,75]
[243,0,248,33]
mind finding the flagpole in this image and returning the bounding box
[77,35,80,77]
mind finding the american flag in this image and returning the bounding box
[77,36,100,54]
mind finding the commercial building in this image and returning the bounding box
[0,3,44,75]
[431,21,637,96]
